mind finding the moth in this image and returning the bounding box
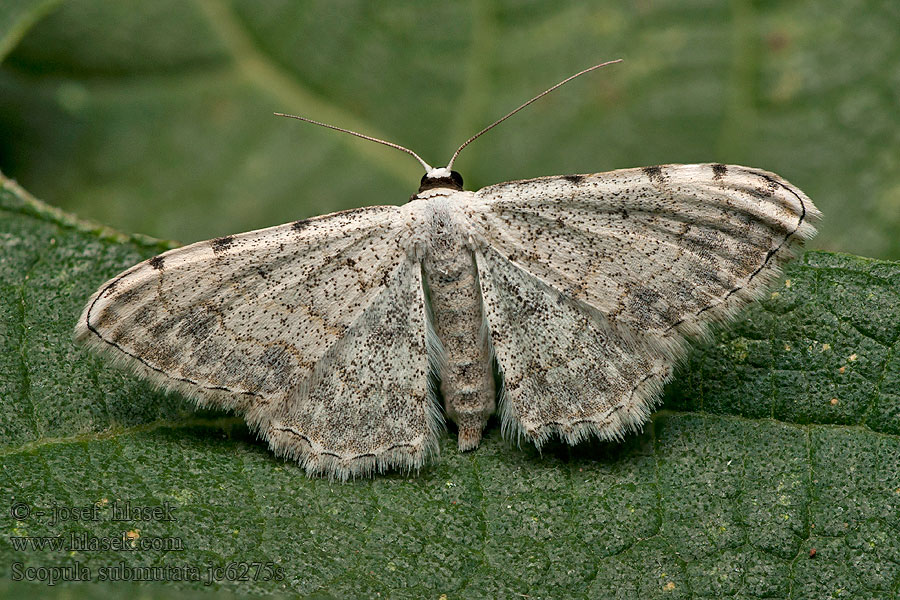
[75,61,820,479]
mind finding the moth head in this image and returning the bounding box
[418,167,464,193]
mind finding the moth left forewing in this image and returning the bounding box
[465,163,820,445]
[76,208,404,406]
[76,204,439,480]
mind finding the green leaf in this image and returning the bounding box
[0,0,62,62]
[1,0,899,259]
[2,173,899,598]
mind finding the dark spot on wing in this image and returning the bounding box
[563,174,584,184]
[712,163,727,180]
[691,264,732,291]
[131,338,179,371]
[177,310,217,341]
[212,236,234,253]
[133,304,156,326]
[628,287,663,329]
[758,172,780,186]
[632,287,661,306]
[258,345,295,389]
[643,165,663,182]
[114,286,141,305]
[688,228,726,252]
[292,219,310,233]
[346,257,356,267]
[92,307,116,330]
[747,173,780,198]
[148,255,165,270]
[333,207,375,219]
[748,185,775,198]
[192,340,222,369]
[148,314,181,340]
[563,282,585,300]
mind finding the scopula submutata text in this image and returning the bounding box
[75,61,821,480]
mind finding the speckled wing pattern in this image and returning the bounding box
[75,206,438,480]
[465,163,820,447]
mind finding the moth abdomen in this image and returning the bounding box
[423,204,495,451]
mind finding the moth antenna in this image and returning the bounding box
[274,112,435,173]
[445,59,623,171]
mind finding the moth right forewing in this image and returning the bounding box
[466,163,819,340]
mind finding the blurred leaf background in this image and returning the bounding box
[1,0,899,257]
